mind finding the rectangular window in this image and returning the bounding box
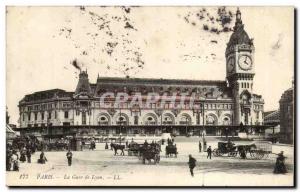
[41,112,44,120]
[34,113,38,121]
[28,113,31,121]
[63,122,70,126]
[22,114,25,121]
[82,112,86,125]
[48,112,51,119]
[64,111,69,119]
[54,111,57,119]
[134,116,138,125]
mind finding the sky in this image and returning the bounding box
[6,6,294,125]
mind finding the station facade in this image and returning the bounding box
[17,9,264,137]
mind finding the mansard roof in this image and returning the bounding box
[20,89,73,103]
[94,77,233,99]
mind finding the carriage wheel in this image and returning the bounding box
[251,151,264,159]
[257,151,265,159]
[228,151,237,157]
[212,149,219,157]
[233,151,238,157]
[249,150,255,158]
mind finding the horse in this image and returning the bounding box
[236,144,256,157]
[111,143,125,156]
[90,141,96,150]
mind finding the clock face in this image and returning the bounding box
[227,57,235,73]
[238,55,252,70]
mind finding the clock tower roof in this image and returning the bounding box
[227,8,253,49]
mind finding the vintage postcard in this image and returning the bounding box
[6,6,295,187]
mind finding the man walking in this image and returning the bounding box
[66,150,73,166]
[207,146,212,159]
[26,148,31,163]
[188,154,197,177]
[198,141,202,152]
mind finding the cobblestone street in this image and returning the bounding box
[7,141,294,186]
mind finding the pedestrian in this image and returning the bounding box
[203,141,207,152]
[20,147,26,163]
[240,147,246,159]
[38,150,47,164]
[66,150,73,166]
[274,151,287,174]
[11,150,19,171]
[207,146,212,159]
[6,150,12,171]
[198,141,202,152]
[90,140,95,150]
[105,142,109,149]
[187,154,197,177]
[144,140,149,148]
[26,148,32,163]
[110,142,113,150]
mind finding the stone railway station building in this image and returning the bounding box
[17,10,265,138]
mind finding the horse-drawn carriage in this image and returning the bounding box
[165,144,178,158]
[213,141,272,159]
[127,143,143,156]
[212,141,240,157]
[141,146,160,164]
[127,142,161,164]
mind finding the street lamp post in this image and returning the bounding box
[199,102,205,138]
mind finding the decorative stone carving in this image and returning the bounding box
[107,108,116,117]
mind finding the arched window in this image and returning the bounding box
[98,114,111,125]
[222,116,231,125]
[162,113,175,125]
[206,114,217,125]
[143,113,158,125]
[179,114,192,125]
[116,114,129,125]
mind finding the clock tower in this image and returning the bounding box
[225,8,255,125]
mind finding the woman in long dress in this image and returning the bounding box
[274,151,287,174]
